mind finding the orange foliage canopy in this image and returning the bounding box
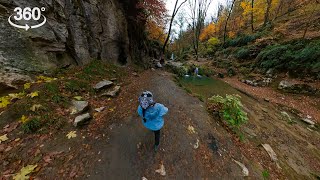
[146,20,166,44]
[199,23,217,42]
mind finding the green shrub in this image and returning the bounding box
[22,117,41,133]
[201,37,221,55]
[257,40,320,76]
[208,37,220,47]
[224,33,261,47]
[235,47,251,59]
[208,94,248,129]
[198,66,214,77]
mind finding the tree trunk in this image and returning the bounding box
[223,0,235,45]
[302,1,318,39]
[251,0,254,33]
[162,0,187,54]
[263,0,272,26]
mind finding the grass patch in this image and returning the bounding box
[262,169,270,179]
[194,93,205,102]
[21,117,41,133]
[65,79,92,94]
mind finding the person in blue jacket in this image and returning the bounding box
[137,91,168,152]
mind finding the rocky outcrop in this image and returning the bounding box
[278,80,320,96]
[0,0,134,90]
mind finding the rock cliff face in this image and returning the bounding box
[0,0,133,91]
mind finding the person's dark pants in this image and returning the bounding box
[153,130,160,146]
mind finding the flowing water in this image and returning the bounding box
[178,76,253,103]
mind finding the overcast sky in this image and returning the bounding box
[165,0,227,36]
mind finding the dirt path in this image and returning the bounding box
[84,70,268,179]
[1,67,319,179]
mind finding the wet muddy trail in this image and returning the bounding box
[84,70,319,179]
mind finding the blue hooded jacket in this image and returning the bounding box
[137,103,168,131]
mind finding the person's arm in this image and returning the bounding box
[157,103,168,117]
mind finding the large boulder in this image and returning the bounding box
[278,80,319,96]
[0,71,32,91]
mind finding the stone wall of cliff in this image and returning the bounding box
[0,0,139,91]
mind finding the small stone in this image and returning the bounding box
[301,118,315,126]
[156,62,162,68]
[101,86,121,97]
[110,78,117,81]
[232,159,249,176]
[95,107,106,112]
[70,100,89,115]
[93,80,113,90]
[278,80,293,90]
[74,113,92,127]
[132,72,138,76]
[264,98,270,102]
[262,144,281,168]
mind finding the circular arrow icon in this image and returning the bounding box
[8,7,47,31]
[8,15,46,31]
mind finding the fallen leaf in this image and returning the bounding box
[43,155,52,163]
[8,92,25,100]
[30,104,43,112]
[73,96,83,100]
[5,146,13,152]
[20,115,30,124]
[155,164,166,176]
[24,83,31,90]
[193,139,199,149]
[0,96,11,108]
[27,91,39,98]
[187,125,196,134]
[0,134,8,143]
[13,164,38,180]
[66,131,77,139]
